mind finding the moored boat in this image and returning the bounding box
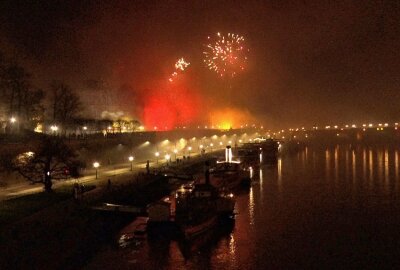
[175,166,236,240]
[183,215,218,240]
[175,183,219,240]
[261,138,279,162]
[209,146,252,190]
[237,144,261,168]
[240,138,280,163]
[216,192,236,216]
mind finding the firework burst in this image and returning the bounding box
[169,57,190,82]
[203,32,248,78]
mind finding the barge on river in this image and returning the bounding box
[208,145,252,190]
[239,138,280,164]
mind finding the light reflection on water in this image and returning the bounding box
[228,234,236,263]
[248,187,255,225]
[352,150,356,185]
[334,146,339,183]
[277,158,282,192]
[325,149,330,180]
[396,150,399,186]
[369,149,373,187]
[259,168,263,202]
[87,144,400,269]
[385,149,389,193]
[363,148,367,181]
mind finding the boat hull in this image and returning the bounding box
[210,170,251,191]
[216,196,235,215]
[183,215,218,240]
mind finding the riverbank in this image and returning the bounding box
[0,154,216,269]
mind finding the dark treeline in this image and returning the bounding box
[0,52,82,134]
[0,51,142,136]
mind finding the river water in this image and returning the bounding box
[86,144,400,269]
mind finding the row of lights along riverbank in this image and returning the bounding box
[87,131,264,180]
[273,122,400,136]
[29,121,400,137]
[66,122,400,181]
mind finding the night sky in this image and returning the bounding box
[1,0,399,129]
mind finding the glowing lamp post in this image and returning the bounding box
[155,152,160,164]
[188,146,192,157]
[9,117,17,133]
[50,125,58,134]
[210,143,214,152]
[128,156,134,171]
[165,154,171,165]
[199,144,204,154]
[93,162,100,179]
[173,149,178,161]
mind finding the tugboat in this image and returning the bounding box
[175,163,235,240]
[209,145,252,190]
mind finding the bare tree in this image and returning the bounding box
[12,137,81,192]
[0,60,44,132]
[4,65,28,112]
[1,64,30,129]
[115,119,124,133]
[22,88,45,130]
[130,120,141,131]
[50,81,82,132]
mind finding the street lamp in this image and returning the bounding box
[81,126,88,137]
[173,149,178,161]
[50,125,58,134]
[9,117,17,133]
[128,156,134,171]
[155,151,160,164]
[93,162,100,179]
[188,146,192,157]
[210,143,214,152]
[165,154,171,165]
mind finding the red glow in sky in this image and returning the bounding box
[209,107,254,129]
[142,85,201,130]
